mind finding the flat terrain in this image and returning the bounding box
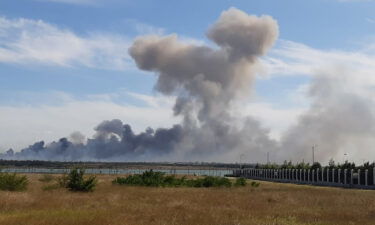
[0,174,374,225]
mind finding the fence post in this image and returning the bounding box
[308,169,310,183]
[332,169,335,183]
[338,169,341,184]
[365,169,368,186]
[358,169,361,185]
[312,170,315,182]
[296,169,299,181]
[344,169,347,185]
[351,169,354,185]
[327,168,330,183]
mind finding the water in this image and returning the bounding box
[0,168,234,177]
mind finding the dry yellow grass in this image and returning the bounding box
[1,174,375,225]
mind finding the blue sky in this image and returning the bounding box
[1,0,375,161]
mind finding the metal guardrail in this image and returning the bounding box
[233,168,375,189]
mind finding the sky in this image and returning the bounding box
[1,0,375,163]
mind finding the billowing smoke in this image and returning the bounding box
[1,8,279,162]
[279,67,375,163]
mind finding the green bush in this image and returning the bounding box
[66,168,97,192]
[0,173,28,191]
[250,181,260,188]
[113,170,232,188]
[235,177,247,187]
[113,170,186,187]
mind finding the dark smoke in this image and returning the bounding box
[1,8,280,162]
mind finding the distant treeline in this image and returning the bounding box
[0,159,241,169]
[252,160,375,170]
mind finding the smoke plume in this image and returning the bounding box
[280,67,375,163]
[1,8,279,162]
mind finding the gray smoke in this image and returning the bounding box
[280,68,375,163]
[1,8,279,162]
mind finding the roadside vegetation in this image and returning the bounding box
[113,170,245,188]
[253,160,374,170]
[38,168,97,192]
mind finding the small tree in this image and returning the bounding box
[234,177,247,187]
[66,168,97,192]
[328,158,335,169]
[0,173,28,191]
[311,162,322,170]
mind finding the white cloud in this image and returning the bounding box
[262,40,375,93]
[263,40,375,77]
[123,19,165,36]
[0,17,132,70]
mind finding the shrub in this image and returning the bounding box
[113,170,233,188]
[235,177,247,187]
[113,170,186,187]
[250,181,260,188]
[0,173,28,191]
[66,168,97,192]
[163,175,186,187]
[38,174,54,182]
[185,176,232,187]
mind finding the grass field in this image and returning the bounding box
[0,174,375,225]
